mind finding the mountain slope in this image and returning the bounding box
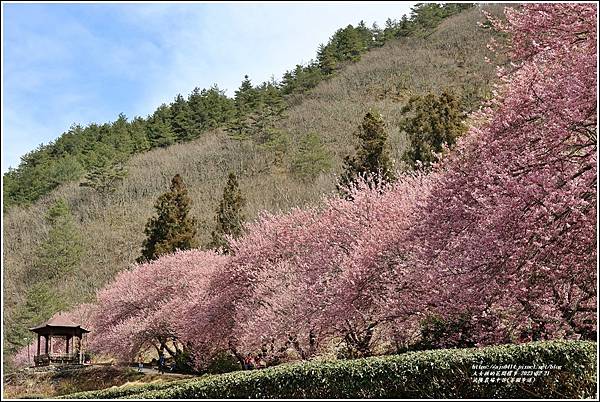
[3,5,505,358]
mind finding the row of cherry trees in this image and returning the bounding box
[13,4,596,370]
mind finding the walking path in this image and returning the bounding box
[136,366,194,378]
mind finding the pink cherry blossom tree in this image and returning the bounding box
[16,3,595,370]
[229,173,433,359]
[90,250,227,362]
[412,3,597,345]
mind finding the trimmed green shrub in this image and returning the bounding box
[63,340,597,399]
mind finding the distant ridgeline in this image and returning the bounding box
[3,3,473,209]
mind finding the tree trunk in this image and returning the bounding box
[228,339,245,368]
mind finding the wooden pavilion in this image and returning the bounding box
[29,314,90,366]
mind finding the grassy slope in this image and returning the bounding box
[3,6,504,353]
[2,365,188,399]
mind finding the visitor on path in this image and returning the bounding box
[158,355,165,374]
[243,353,255,370]
[137,355,143,372]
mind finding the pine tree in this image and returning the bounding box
[356,20,375,50]
[410,3,446,33]
[32,199,84,281]
[5,283,66,355]
[147,105,176,148]
[227,76,259,141]
[262,79,286,120]
[401,90,466,169]
[396,15,414,38]
[171,94,197,141]
[317,44,338,75]
[129,116,151,153]
[80,154,127,194]
[100,113,134,158]
[383,17,398,41]
[235,75,259,113]
[138,174,198,262]
[251,80,286,143]
[292,132,332,181]
[370,22,385,47]
[259,128,290,168]
[188,85,235,133]
[209,172,246,254]
[203,85,236,128]
[334,25,365,62]
[188,87,209,132]
[337,111,396,198]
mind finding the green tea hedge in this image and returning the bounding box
[64,340,597,399]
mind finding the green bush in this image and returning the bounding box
[415,312,476,350]
[63,340,596,399]
[205,351,241,375]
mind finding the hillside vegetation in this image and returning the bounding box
[3,365,188,399]
[3,4,504,361]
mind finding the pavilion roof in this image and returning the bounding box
[29,313,90,334]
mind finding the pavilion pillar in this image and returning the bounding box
[78,335,83,364]
[37,334,41,356]
[49,331,53,354]
[66,336,71,354]
[44,335,49,354]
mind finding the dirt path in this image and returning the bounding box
[134,366,194,378]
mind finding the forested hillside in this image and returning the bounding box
[3,4,504,363]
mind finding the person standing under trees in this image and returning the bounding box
[243,353,256,370]
[137,355,143,372]
[158,354,165,374]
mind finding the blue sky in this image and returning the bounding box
[2,2,415,171]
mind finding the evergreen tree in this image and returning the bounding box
[80,154,127,195]
[370,22,385,47]
[259,128,290,168]
[32,199,84,281]
[138,174,198,262]
[227,75,259,140]
[171,94,197,141]
[129,116,151,153]
[209,172,246,254]
[400,90,466,169]
[383,18,398,41]
[3,6,478,209]
[410,3,443,30]
[5,283,66,354]
[147,105,176,148]
[261,79,286,119]
[281,64,322,95]
[334,25,364,61]
[188,87,209,132]
[291,132,332,180]
[337,111,396,198]
[317,44,338,75]
[251,80,287,142]
[107,113,134,157]
[202,85,236,128]
[188,85,235,132]
[356,20,375,49]
[235,75,260,113]
[396,15,414,37]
